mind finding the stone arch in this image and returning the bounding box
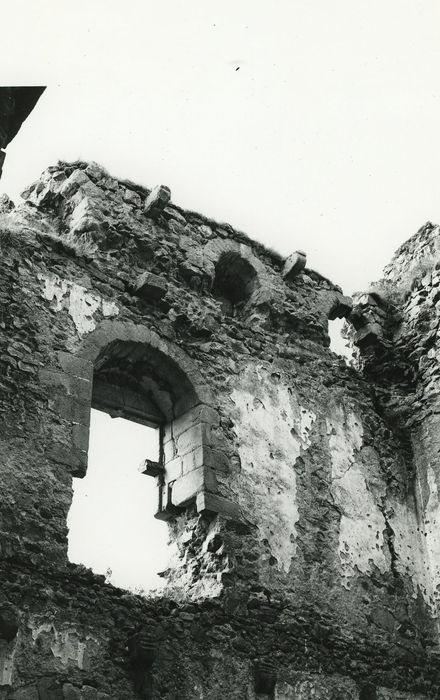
[80,320,214,409]
[63,320,231,520]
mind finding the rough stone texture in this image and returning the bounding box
[0,163,439,698]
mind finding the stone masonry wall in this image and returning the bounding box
[0,163,438,698]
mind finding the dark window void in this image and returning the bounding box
[67,408,168,593]
[213,251,257,306]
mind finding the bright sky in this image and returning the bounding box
[67,410,169,592]
[2,1,440,294]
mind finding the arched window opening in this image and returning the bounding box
[67,408,168,594]
[67,335,216,591]
[213,251,257,311]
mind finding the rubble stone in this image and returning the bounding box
[133,271,167,301]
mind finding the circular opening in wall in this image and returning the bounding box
[213,251,257,305]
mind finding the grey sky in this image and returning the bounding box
[2,1,440,294]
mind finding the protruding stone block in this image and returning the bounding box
[329,295,353,320]
[282,250,306,281]
[134,271,167,301]
[196,492,240,520]
[139,458,164,478]
[144,185,171,217]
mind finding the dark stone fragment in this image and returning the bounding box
[0,601,20,641]
[329,295,353,319]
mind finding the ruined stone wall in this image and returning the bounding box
[352,222,440,629]
[0,163,438,699]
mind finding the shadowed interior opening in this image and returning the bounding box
[213,251,257,304]
[92,339,199,423]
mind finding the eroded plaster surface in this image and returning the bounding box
[326,405,389,584]
[423,465,440,607]
[30,620,98,670]
[326,404,432,602]
[389,500,433,605]
[231,366,315,573]
[0,637,17,685]
[39,273,118,336]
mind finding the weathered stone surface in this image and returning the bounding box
[0,161,438,699]
[171,466,217,506]
[133,270,167,300]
